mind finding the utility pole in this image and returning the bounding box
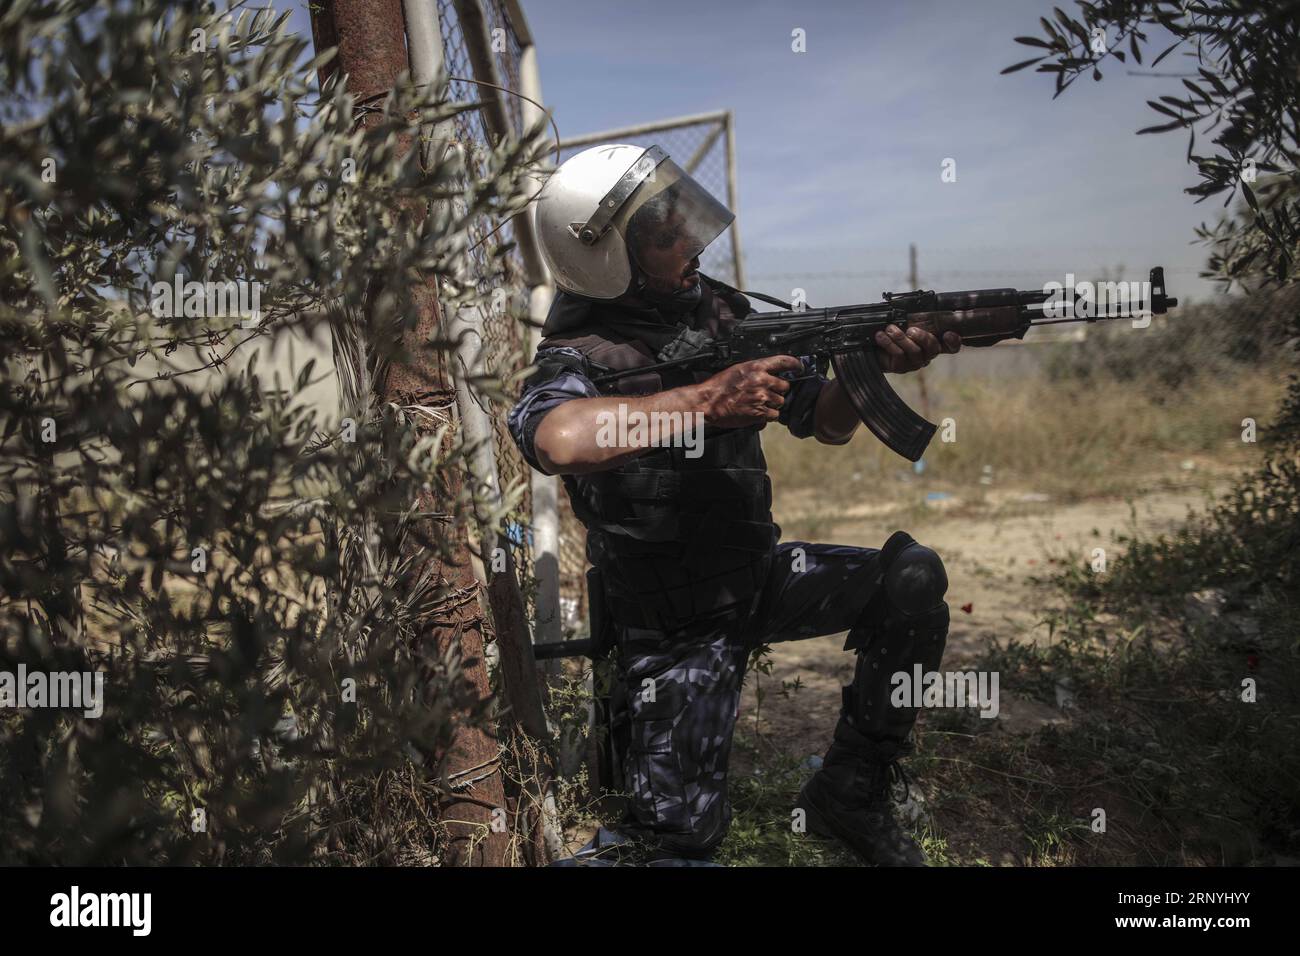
[909,243,933,422]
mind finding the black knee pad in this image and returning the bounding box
[883,542,948,616]
[843,534,949,652]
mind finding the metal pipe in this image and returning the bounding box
[559,109,731,148]
[526,285,561,649]
[508,0,563,658]
[449,0,512,142]
[455,0,549,295]
[724,110,745,289]
[500,0,570,843]
[502,0,533,45]
[683,121,725,175]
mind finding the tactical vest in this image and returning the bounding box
[534,277,778,635]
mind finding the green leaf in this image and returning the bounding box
[1150,40,1181,68]
[1138,119,1188,134]
[1003,56,1047,74]
[1242,181,1259,212]
[296,359,317,392]
[1182,78,1210,105]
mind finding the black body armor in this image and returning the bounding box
[532,276,777,635]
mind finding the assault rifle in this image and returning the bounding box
[589,266,1179,463]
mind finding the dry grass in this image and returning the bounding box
[720,345,1297,867]
[761,362,1287,502]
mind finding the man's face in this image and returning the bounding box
[632,209,702,295]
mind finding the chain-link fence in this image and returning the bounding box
[433,0,540,601]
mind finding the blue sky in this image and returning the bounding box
[284,0,1225,306]
[522,0,1222,306]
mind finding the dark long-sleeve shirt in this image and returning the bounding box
[507,347,826,473]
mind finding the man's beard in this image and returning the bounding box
[635,271,703,316]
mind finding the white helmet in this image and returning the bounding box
[533,143,735,300]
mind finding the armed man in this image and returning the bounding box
[509,143,961,866]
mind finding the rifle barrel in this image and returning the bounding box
[588,270,1177,384]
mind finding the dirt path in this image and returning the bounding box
[734,482,1228,765]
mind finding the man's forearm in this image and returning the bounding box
[534,385,705,475]
[813,379,862,445]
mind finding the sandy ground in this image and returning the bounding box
[733,480,1229,767]
[562,477,1232,858]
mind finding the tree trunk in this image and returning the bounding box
[308,0,510,867]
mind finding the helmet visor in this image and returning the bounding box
[615,156,734,284]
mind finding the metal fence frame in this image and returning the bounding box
[559,110,745,288]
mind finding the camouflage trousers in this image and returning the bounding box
[607,539,943,859]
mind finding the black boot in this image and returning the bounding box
[795,534,950,866]
[795,716,926,866]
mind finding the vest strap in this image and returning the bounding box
[608,469,769,501]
